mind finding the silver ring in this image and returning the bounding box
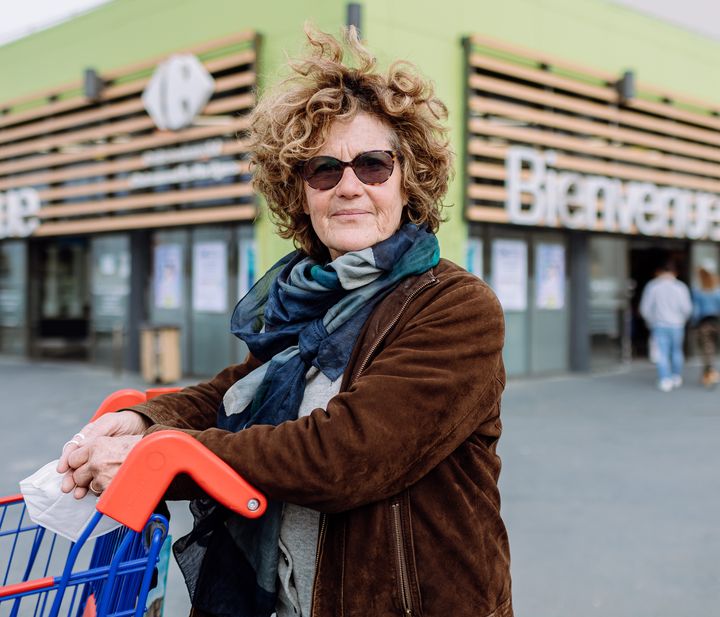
[73,433,86,442]
[89,481,102,496]
[63,439,81,450]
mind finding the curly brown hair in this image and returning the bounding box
[249,26,453,261]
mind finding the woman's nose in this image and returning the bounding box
[334,165,364,197]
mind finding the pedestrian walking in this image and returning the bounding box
[639,261,692,392]
[692,260,720,388]
[55,26,512,617]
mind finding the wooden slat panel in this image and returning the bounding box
[0,84,254,161]
[467,162,506,180]
[34,204,257,236]
[0,48,255,131]
[1,32,258,238]
[100,30,256,81]
[37,159,251,202]
[467,173,698,239]
[0,138,249,191]
[465,36,720,233]
[38,182,254,218]
[466,205,510,223]
[469,96,720,163]
[467,148,720,194]
[0,98,145,146]
[467,187,695,237]
[469,74,720,148]
[470,34,615,84]
[467,185,509,202]
[469,52,720,132]
[469,51,615,102]
[0,32,254,114]
[469,33,720,115]
[0,116,250,176]
[93,49,256,109]
[467,121,720,177]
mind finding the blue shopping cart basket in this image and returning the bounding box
[0,389,267,617]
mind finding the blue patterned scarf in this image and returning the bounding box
[174,224,439,617]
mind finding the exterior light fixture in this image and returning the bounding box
[614,70,635,106]
[347,3,362,35]
[84,68,105,101]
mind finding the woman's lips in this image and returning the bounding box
[332,209,369,217]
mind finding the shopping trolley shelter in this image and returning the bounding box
[0,389,267,617]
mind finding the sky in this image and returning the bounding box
[0,0,719,46]
[611,0,720,41]
[0,0,111,45]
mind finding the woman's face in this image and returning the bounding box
[302,113,404,261]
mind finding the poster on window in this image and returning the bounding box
[466,238,483,279]
[192,242,228,313]
[238,237,256,299]
[535,243,565,310]
[491,239,527,311]
[154,244,182,310]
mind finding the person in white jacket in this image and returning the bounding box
[639,261,692,392]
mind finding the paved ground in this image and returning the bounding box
[0,355,718,616]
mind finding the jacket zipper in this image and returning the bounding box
[310,512,328,616]
[391,500,415,616]
[310,275,436,617]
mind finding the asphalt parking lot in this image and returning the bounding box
[1,355,718,616]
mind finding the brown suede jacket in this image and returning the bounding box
[134,258,512,617]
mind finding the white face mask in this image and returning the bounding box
[20,460,123,542]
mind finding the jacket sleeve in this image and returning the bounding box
[145,276,505,513]
[131,356,262,430]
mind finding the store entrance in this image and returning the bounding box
[31,238,91,359]
[628,239,690,358]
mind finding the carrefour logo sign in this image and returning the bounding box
[505,146,720,240]
[0,188,40,239]
[143,54,215,131]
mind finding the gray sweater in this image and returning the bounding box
[274,367,341,617]
[639,274,692,328]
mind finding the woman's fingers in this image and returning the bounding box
[57,426,93,473]
[57,431,89,473]
[66,435,143,499]
[74,483,90,500]
[60,444,90,493]
[61,470,78,494]
[57,412,149,474]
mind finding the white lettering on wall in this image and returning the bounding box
[129,160,240,189]
[504,146,720,240]
[0,188,40,239]
[142,139,224,166]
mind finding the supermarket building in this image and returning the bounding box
[1,0,719,378]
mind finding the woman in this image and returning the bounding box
[58,27,512,617]
[692,263,720,387]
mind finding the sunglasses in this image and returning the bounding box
[298,150,397,190]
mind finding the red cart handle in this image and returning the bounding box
[97,430,266,531]
[88,388,266,531]
[90,387,182,421]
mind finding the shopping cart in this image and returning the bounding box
[0,388,266,617]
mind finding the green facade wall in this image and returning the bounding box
[2,0,719,269]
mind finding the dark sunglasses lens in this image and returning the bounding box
[353,152,394,184]
[304,157,343,190]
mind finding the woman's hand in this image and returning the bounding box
[61,435,143,499]
[57,411,149,499]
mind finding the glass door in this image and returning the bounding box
[589,236,629,370]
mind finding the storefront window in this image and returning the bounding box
[0,241,27,355]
